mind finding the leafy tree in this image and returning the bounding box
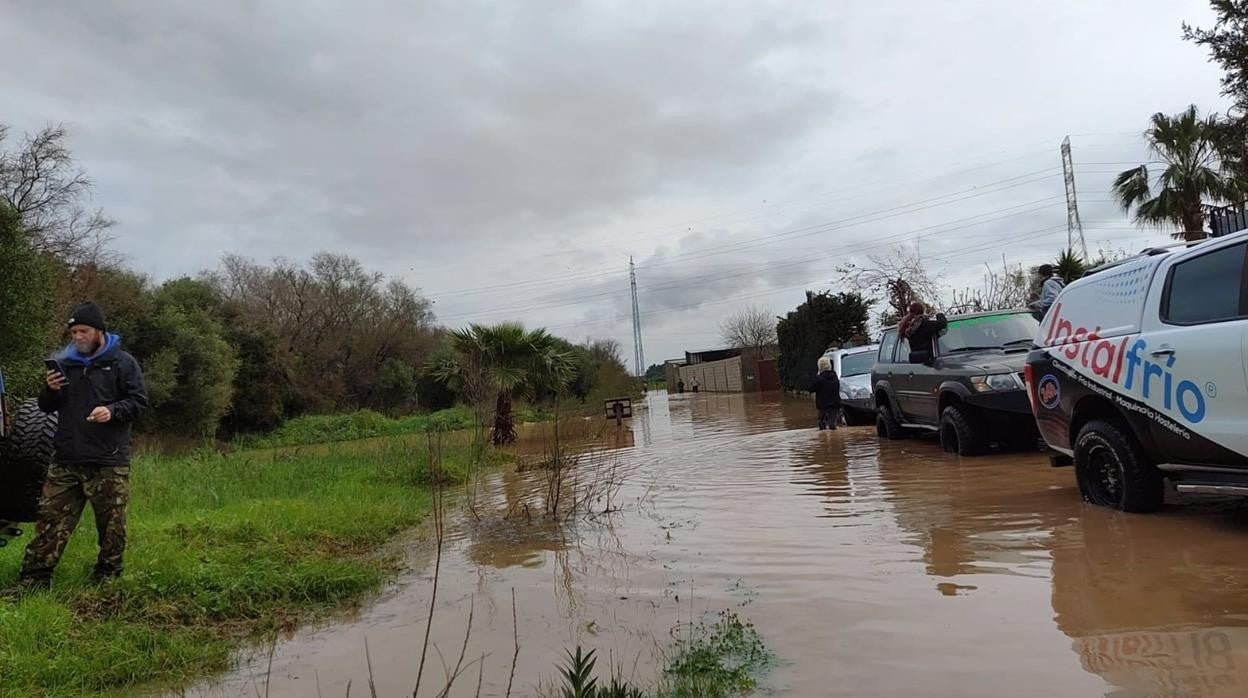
[124,279,240,437]
[776,291,872,392]
[644,363,665,380]
[1112,105,1241,241]
[0,205,58,396]
[377,357,417,415]
[1185,2,1248,179]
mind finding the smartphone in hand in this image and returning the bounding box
[44,359,66,379]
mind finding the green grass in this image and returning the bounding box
[0,433,503,697]
[551,610,773,697]
[237,404,558,450]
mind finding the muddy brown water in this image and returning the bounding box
[188,391,1248,698]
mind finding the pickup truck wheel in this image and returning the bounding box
[940,404,988,456]
[876,402,908,440]
[0,399,57,523]
[1074,419,1163,513]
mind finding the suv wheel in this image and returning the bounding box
[876,402,908,440]
[940,405,988,456]
[0,399,57,524]
[1074,419,1163,513]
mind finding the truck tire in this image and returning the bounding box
[876,402,908,440]
[1074,419,1163,513]
[0,399,57,523]
[940,404,988,456]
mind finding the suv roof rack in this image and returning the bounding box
[1084,240,1205,277]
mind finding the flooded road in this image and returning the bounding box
[198,391,1248,697]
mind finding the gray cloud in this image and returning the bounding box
[0,0,1230,364]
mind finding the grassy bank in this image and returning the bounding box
[236,405,557,450]
[0,433,503,697]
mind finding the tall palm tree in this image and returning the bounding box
[434,323,575,445]
[1113,105,1242,241]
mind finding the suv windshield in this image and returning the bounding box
[840,352,875,377]
[937,312,1038,354]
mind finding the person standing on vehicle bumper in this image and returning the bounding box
[811,357,841,430]
[18,302,148,589]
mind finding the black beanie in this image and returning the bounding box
[68,301,107,332]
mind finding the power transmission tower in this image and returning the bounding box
[1061,136,1089,259]
[630,257,645,377]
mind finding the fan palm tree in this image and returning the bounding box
[1113,105,1242,241]
[433,323,576,445]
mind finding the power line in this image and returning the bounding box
[436,197,1066,322]
[430,168,1063,305]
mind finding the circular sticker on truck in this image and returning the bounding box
[1038,374,1061,409]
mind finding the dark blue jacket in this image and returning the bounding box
[38,334,149,466]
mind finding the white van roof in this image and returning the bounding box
[1037,254,1163,344]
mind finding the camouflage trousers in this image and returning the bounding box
[20,464,130,582]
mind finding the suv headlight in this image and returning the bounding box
[846,385,871,399]
[970,373,1022,392]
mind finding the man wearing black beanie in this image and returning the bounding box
[17,301,149,589]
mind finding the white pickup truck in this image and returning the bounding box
[1026,230,1248,511]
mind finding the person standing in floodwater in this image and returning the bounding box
[691,377,700,393]
[810,356,841,430]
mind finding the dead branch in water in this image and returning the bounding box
[505,587,520,698]
[435,595,476,698]
[365,637,379,698]
[413,429,446,697]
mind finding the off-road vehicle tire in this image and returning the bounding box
[940,404,988,456]
[0,399,57,523]
[876,402,908,440]
[1074,419,1163,513]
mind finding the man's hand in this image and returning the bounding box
[46,370,67,391]
[87,406,112,424]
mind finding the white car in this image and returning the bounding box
[819,345,879,425]
[1026,230,1248,512]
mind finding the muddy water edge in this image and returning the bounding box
[188,391,1248,698]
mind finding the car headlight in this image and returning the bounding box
[970,373,1022,392]
[848,385,871,399]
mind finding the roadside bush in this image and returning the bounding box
[777,291,872,392]
[0,206,58,396]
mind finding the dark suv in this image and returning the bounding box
[872,309,1040,455]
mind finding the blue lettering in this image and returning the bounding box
[1143,361,1163,400]
[1177,380,1206,423]
[1124,339,1146,390]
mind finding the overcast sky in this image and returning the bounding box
[1,1,1229,367]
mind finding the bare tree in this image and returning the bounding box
[719,305,777,354]
[836,244,944,324]
[0,124,116,266]
[948,257,1031,314]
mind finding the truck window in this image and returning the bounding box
[878,330,898,363]
[1163,242,1248,325]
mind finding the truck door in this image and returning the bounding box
[1140,238,1248,464]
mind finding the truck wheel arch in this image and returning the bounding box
[1069,394,1155,454]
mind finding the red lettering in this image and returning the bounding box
[1065,329,1084,359]
[1044,303,1063,345]
[1081,328,1101,368]
[1091,340,1114,378]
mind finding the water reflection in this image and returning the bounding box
[1052,509,1248,697]
[192,391,1248,698]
